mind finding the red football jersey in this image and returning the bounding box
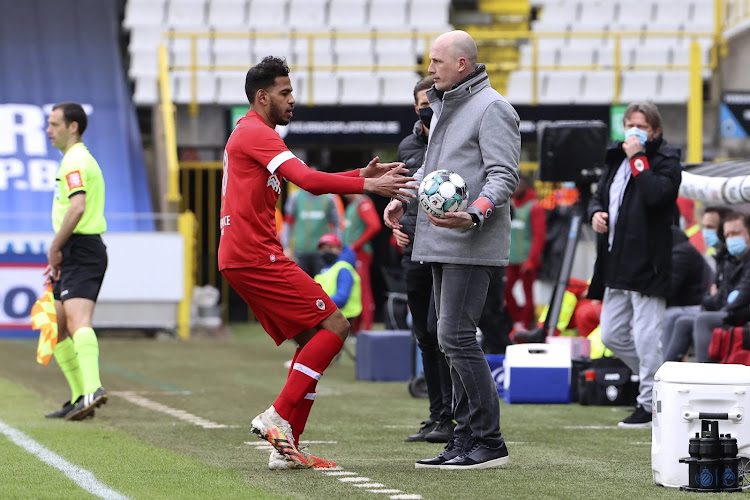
[218,110,298,269]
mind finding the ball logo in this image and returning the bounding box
[634,159,645,172]
[316,299,325,310]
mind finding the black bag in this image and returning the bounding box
[577,357,638,406]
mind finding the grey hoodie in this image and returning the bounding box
[411,65,521,267]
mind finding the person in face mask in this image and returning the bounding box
[701,205,730,263]
[680,212,750,363]
[313,233,362,325]
[587,101,682,428]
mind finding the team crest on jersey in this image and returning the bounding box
[316,299,326,310]
[267,174,281,194]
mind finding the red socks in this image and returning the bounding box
[274,329,343,430]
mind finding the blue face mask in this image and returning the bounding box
[703,229,720,248]
[727,236,748,257]
[624,127,648,146]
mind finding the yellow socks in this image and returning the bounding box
[72,327,102,394]
[53,337,83,404]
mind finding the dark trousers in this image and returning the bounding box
[433,263,503,447]
[403,255,452,421]
[479,267,512,355]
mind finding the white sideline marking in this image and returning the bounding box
[0,420,128,500]
[354,483,385,488]
[111,391,232,429]
[368,490,402,494]
[391,495,423,499]
[324,471,357,476]
[562,425,619,430]
[339,477,373,482]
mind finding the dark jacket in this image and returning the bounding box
[669,226,711,307]
[396,120,428,255]
[587,136,682,299]
[702,248,750,313]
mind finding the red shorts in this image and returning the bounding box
[221,259,336,345]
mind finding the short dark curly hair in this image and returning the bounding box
[245,56,290,104]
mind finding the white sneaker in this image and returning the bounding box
[251,406,307,466]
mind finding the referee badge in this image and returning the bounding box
[316,299,325,310]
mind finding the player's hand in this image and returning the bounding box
[622,135,644,158]
[384,199,406,229]
[364,168,416,202]
[360,156,406,178]
[392,228,410,248]
[428,211,473,229]
[43,264,60,285]
[591,211,608,234]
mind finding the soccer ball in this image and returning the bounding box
[418,169,469,218]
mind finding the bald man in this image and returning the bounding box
[385,30,520,470]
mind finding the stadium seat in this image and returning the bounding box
[253,37,293,64]
[328,0,368,29]
[291,72,309,104]
[619,70,659,102]
[247,0,288,29]
[558,45,595,67]
[408,0,452,30]
[380,71,421,105]
[519,41,559,68]
[504,70,537,105]
[129,26,167,51]
[129,49,160,78]
[207,0,248,28]
[169,31,213,69]
[651,0,689,30]
[340,71,381,104]
[658,71,690,103]
[216,71,249,104]
[369,0,410,30]
[133,76,160,105]
[612,1,656,31]
[287,0,328,30]
[334,37,375,67]
[532,3,578,31]
[165,0,208,28]
[124,0,166,28]
[538,71,583,104]
[577,2,616,31]
[690,1,716,31]
[374,35,418,67]
[311,71,341,104]
[213,37,253,69]
[172,71,217,103]
[582,71,615,104]
[630,39,672,68]
[292,36,335,68]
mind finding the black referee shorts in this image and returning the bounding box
[53,234,108,302]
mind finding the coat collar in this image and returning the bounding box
[427,64,490,103]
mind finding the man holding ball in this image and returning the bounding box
[384,30,520,470]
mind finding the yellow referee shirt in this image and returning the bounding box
[52,142,107,234]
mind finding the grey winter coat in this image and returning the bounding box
[411,65,521,267]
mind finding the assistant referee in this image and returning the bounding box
[44,102,108,421]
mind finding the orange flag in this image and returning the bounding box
[31,285,58,365]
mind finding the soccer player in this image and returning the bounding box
[218,56,415,470]
[44,102,108,421]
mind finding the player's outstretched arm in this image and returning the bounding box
[363,167,416,202]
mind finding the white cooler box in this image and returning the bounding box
[503,343,571,404]
[652,361,750,488]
